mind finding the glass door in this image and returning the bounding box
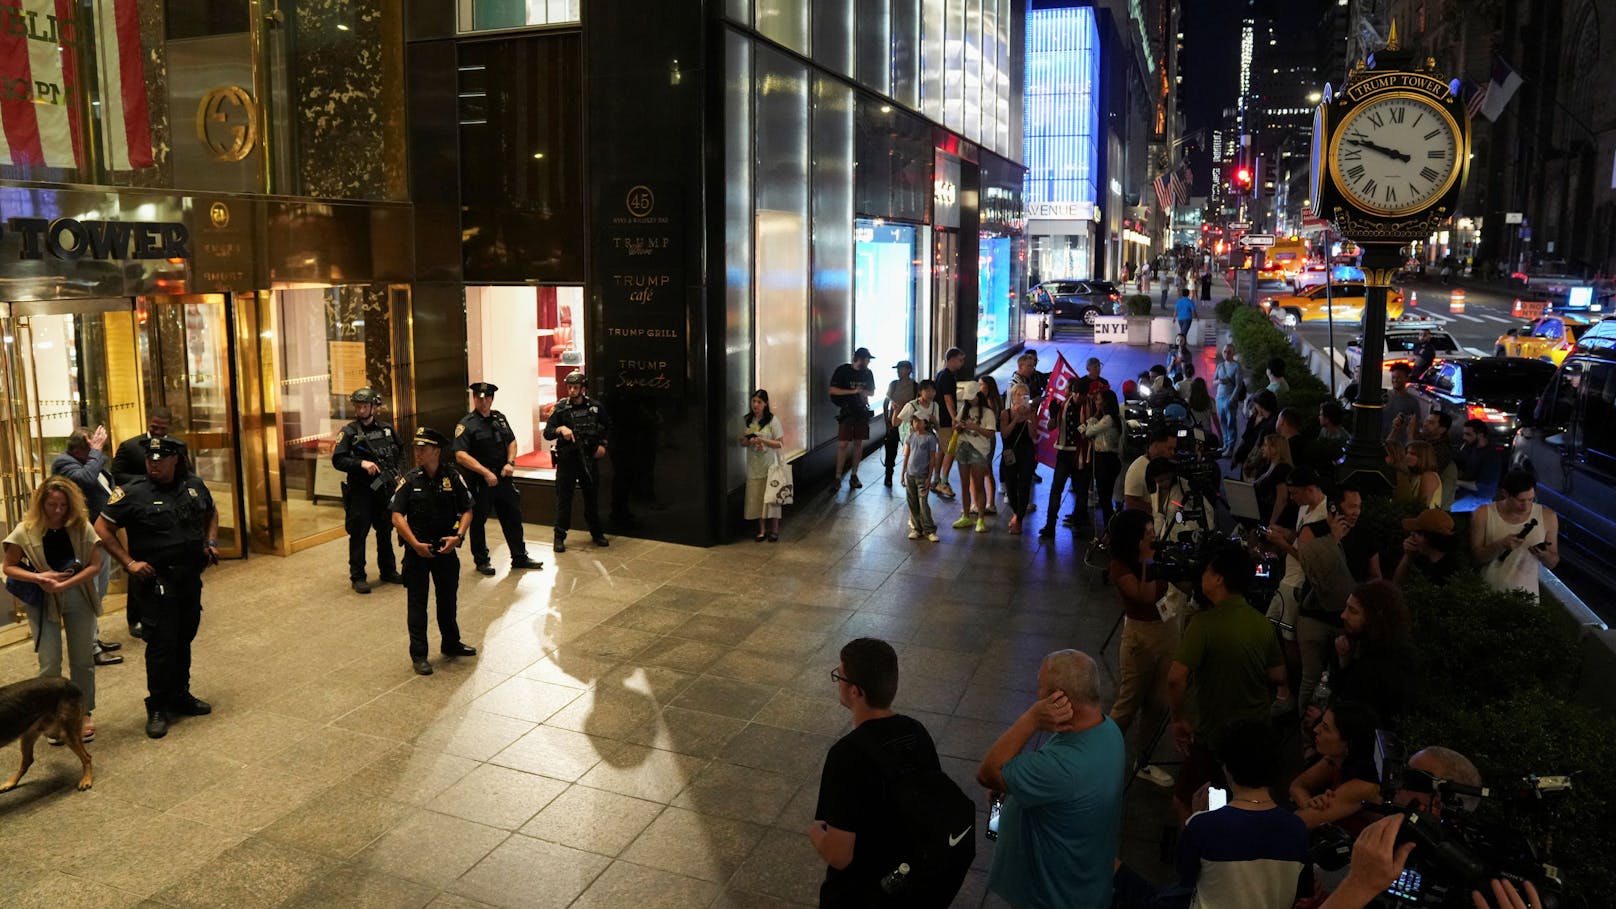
[136,295,245,558]
[0,299,143,630]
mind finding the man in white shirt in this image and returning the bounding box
[1124,428,1178,512]
[1261,466,1329,717]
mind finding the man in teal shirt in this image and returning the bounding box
[977,649,1124,908]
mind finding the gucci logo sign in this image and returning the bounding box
[934,179,957,206]
[196,85,259,162]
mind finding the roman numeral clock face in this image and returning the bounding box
[1330,94,1461,217]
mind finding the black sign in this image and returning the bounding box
[4,217,191,261]
[596,183,684,398]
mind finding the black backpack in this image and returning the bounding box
[859,733,976,907]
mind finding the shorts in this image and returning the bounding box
[837,417,870,442]
[1266,582,1302,641]
[955,442,988,468]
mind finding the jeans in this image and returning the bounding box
[1044,450,1091,529]
[1297,613,1340,713]
[904,474,936,534]
[25,589,97,712]
[1216,394,1238,452]
[1092,451,1123,530]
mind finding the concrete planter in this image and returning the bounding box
[1094,315,1129,344]
[1126,316,1152,345]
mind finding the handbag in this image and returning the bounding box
[6,554,43,608]
[766,454,794,506]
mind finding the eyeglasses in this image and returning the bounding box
[830,668,854,686]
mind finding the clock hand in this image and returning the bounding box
[1346,138,1411,163]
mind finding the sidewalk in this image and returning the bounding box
[0,332,1206,908]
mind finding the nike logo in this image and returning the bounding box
[948,825,972,847]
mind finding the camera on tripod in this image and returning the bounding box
[1311,731,1570,907]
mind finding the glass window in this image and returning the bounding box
[754,49,810,453]
[855,220,919,370]
[813,0,855,76]
[459,0,581,31]
[919,0,945,122]
[855,0,891,94]
[464,286,587,478]
[1581,364,1616,457]
[724,31,754,490]
[978,234,1012,355]
[756,0,808,53]
[891,0,920,108]
[1024,7,1099,208]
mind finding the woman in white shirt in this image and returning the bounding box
[1083,388,1124,530]
[949,380,997,534]
[738,390,785,542]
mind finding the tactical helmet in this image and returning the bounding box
[350,387,383,405]
[563,370,587,386]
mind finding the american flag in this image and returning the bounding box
[1154,171,1174,212]
[0,0,154,170]
[1169,163,1190,205]
[1464,79,1488,121]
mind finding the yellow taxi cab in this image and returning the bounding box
[1261,283,1406,327]
[1493,314,1594,365]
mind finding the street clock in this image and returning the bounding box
[1310,27,1470,241]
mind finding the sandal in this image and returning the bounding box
[755,532,767,542]
[767,533,779,543]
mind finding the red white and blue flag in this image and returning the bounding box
[0,0,153,170]
[1034,352,1077,469]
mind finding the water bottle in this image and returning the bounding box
[879,862,911,895]
[1311,671,1333,713]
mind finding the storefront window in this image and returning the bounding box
[978,234,1012,354]
[753,49,811,451]
[855,220,919,369]
[459,0,581,31]
[465,286,586,478]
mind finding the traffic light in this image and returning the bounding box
[1235,165,1253,191]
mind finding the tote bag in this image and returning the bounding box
[766,454,794,506]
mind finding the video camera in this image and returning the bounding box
[1311,731,1570,908]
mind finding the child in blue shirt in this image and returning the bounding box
[903,416,940,540]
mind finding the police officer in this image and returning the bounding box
[453,382,545,575]
[332,387,405,594]
[93,437,219,740]
[543,370,612,552]
[390,428,477,676]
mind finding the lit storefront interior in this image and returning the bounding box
[465,286,587,478]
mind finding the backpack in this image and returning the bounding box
[859,733,976,907]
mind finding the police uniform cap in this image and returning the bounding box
[145,437,183,460]
[413,427,449,447]
[469,382,499,398]
[563,371,587,386]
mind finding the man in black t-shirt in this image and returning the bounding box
[812,637,945,906]
[830,347,877,491]
[931,347,965,499]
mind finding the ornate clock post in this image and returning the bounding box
[1310,24,1471,485]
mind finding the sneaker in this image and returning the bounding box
[951,514,974,529]
[1136,764,1176,788]
[908,530,922,540]
[934,483,956,499]
[975,517,988,533]
[145,709,169,739]
[925,532,940,542]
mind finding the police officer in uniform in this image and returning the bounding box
[543,370,612,553]
[390,428,478,676]
[93,437,219,739]
[453,382,545,575]
[332,387,405,594]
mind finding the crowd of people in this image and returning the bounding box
[800,327,1561,908]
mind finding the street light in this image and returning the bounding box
[1307,90,1323,103]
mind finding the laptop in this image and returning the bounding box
[1223,479,1263,524]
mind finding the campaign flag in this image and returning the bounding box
[1478,56,1522,123]
[0,0,152,170]
[1034,352,1077,469]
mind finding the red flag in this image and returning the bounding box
[1035,353,1077,468]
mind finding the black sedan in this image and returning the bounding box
[1028,280,1120,325]
[1410,357,1558,446]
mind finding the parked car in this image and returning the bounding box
[1511,316,1616,579]
[1343,322,1470,385]
[1411,357,1557,447]
[1263,282,1406,327]
[1493,314,1596,366]
[1028,279,1121,325]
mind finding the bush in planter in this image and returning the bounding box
[1124,293,1154,316]
[1214,297,1247,324]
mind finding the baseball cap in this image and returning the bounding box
[894,359,914,371]
[1401,508,1455,535]
[853,347,873,360]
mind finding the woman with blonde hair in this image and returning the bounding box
[1254,433,1295,528]
[1398,441,1442,509]
[3,476,105,741]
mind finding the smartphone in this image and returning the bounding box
[1207,787,1228,810]
[986,793,1004,840]
[1532,541,1550,552]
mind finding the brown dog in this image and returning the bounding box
[0,676,93,793]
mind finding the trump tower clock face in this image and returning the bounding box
[1329,92,1462,217]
